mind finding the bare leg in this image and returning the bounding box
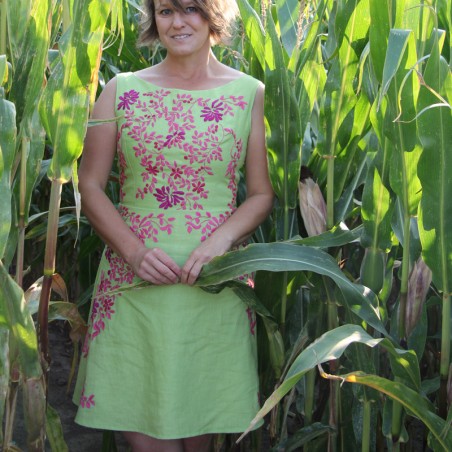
[183,434,213,452]
[122,432,184,452]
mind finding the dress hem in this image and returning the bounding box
[74,418,264,440]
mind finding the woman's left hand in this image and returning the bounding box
[180,235,232,285]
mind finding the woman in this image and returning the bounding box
[73,0,274,450]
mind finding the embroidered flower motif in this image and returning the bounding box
[246,307,256,336]
[80,387,96,409]
[164,129,186,148]
[154,186,185,209]
[118,90,139,110]
[119,206,175,242]
[118,86,252,238]
[201,99,225,122]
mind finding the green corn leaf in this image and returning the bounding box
[0,88,16,259]
[361,166,393,250]
[417,30,452,380]
[237,0,265,70]
[238,324,383,439]
[0,328,9,444]
[333,94,372,208]
[9,0,51,126]
[0,262,41,378]
[197,242,387,336]
[0,55,8,85]
[377,29,412,108]
[323,0,370,159]
[5,0,33,63]
[417,32,452,296]
[23,377,46,450]
[343,373,452,451]
[265,11,301,219]
[296,51,325,143]
[276,422,334,452]
[39,0,111,182]
[240,324,426,442]
[369,0,392,83]
[46,404,69,452]
[289,224,363,248]
[12,110,45,226]
[275,0,300,56]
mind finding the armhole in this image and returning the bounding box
[114,73,125,113]
[246,78,261,138]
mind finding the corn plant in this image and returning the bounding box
[0,0,124,448]
[196,0,452,450]
[1,0,451,450]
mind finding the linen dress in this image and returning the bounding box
[73,72,263,438]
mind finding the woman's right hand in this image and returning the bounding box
[129,246,182,285]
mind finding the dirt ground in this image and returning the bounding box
[12,321,129,451]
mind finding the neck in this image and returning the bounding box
[160,49,220,81]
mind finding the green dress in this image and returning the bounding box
[73,72,263,439]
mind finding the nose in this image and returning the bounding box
[172,11,185,28]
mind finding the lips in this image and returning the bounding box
[173,34,191,40]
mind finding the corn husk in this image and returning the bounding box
[298,178,327,237]
[405,257,432,338]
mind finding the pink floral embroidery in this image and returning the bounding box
[116,84,251,236]
[118,89,139,110]
[185,210,232,241]
[246,307,256,336]
[89,270,118,341]
[80,387,95,408]
[119,206,175,242]
[154,186,184,209]
[201,99,225,122]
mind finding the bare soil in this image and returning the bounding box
[12,321,129,451]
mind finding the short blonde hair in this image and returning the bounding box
[137,0,239,47]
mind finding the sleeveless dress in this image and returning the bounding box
[73,72,263,439]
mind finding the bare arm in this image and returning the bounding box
[79,78,181,285]
[181,83,274,284]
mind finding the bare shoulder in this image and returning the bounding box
[92,77,118,119]
[215,64,251,84]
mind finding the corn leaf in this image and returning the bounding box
[360,165,394,251]
[8,0,51,125]
[323,0,370,157]
[237,0,265,70]
[341,373,452,451]
[238,324,383,439]
[369,0,392,83]
[0,89,16,260]
[39,0,111,182]
[417,31,452,296]
[265,11,301,223]
[0,262,41,378]
[5,0,33,63]
[0,328,9,445]
[46,404,69,452]
[275,0,300,56]
[240,324,430,442]
[12,110,46,226]
[23,377,46,450]
[197,242,387,336]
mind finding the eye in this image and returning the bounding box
[158,8,172,16]
[185,6,198,14]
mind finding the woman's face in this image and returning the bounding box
[153,0,212,57]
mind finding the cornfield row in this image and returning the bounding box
[0,0,451,450]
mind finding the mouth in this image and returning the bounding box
[172,34,191,40]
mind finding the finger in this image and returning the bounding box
[148,248,181,278]
[181,259,203,285]
[144,260,180,285]
[180,260,195,285]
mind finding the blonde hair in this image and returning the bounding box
[137,0,239,47]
